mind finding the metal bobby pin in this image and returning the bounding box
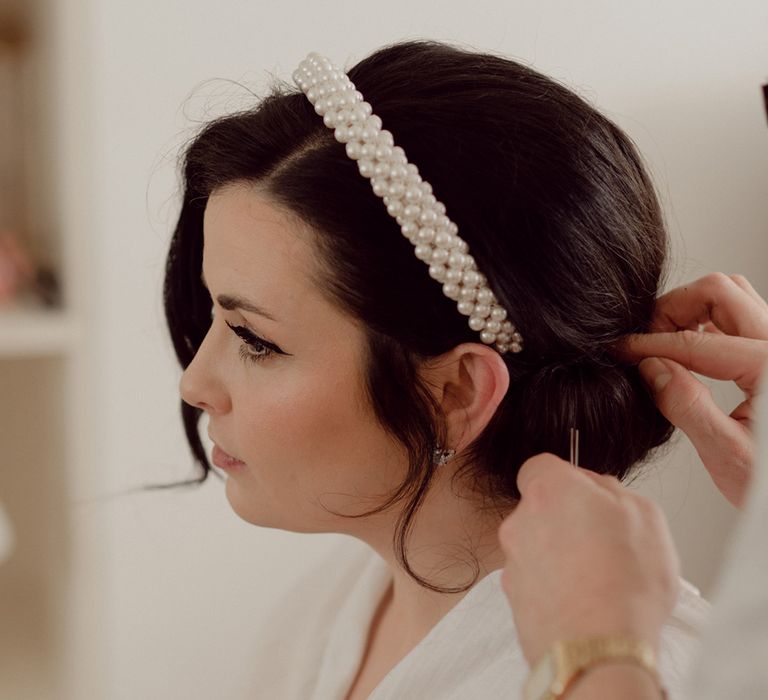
[569,427,579,466]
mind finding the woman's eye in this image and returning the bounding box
[225,321,276,365]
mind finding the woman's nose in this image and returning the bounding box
[179,333,231,415]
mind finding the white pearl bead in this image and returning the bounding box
[388,181,405,199]
[431,248,449,264]
[497,332,511,343]
[491,307,507,322]
[375,145,393,161]
[428,264,447,281]
[371,178,388,196]
[443,282,460,300]
[502,321,514,334]
[404,187,423,203]
[462,270,481,288]
[477,288,493,304]
[447,252,466,269]
[390,164,408,180]
[373,162,390,178]
[459,286,477,301]
[387,200,404,216]
[392,146,407,164]
[480,330,497,344]
[434,231,452,248]
[377,130,395,148]
[446,268,463,283]
[474,303,491,318]
[422,193,437,208]
[403,204,420,220]
[419,209,437,226]
[358,159,374,177]
[485,320,502,334]
[457,239,469,254]
[511,342,522,353]
[414,244,434,261]
[468,316,486,331]
[345,141,361,159]
[457,300,475,315]
[359,143,376,159]
[401,221,418,237]
[416,227,436,243]
[497,342,510,353]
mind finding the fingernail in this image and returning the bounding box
[639,357,672,393]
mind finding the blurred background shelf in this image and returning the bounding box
[0,305,76,357]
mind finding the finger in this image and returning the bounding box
[649,273,768,340]
[730,274,768,312]
[638,356,753,476]
[617,331,768,393]
[577,469,627,498]
[516,452,591,499]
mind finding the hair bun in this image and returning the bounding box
[479,358,674,499]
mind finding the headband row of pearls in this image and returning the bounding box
[292,52,523,354]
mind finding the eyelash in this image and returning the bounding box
[224,320,277,365]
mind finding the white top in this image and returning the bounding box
[252,536,710,699]
[683,365,768,699]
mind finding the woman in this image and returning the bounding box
[164,39,708,699]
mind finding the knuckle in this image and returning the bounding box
[729,273,750,287]
[700,271,734,294]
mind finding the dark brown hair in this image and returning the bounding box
[163,39,673,593]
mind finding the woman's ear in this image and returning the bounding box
[420,343,510,452]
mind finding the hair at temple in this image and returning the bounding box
[163,39,674,593]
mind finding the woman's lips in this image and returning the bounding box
[212,444,246,471]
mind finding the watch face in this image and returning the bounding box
[524,652,556,700]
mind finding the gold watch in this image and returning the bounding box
[523,636,667,700]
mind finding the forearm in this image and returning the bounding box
[566,662,666,700]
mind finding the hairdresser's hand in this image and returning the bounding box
[498,454,680,668]
[620,273,768,509]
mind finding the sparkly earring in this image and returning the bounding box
[433,446,456,466]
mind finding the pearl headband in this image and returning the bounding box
[292,52,523,355]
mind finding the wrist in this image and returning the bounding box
[568,661,667,700]
[523,635,667,700]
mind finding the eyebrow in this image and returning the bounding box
[201,269,280,323]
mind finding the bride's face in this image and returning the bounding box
[179,182,407,533]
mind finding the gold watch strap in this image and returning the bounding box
[524,635,668,700]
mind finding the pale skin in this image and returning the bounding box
[499,273,768,699]
[179,182,515,700]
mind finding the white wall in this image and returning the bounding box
[56,1,768,697]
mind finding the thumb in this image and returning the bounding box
[638,356,748,466]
